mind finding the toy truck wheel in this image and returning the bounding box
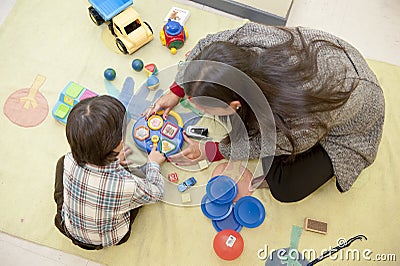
[108,22,116,36]
[116,38,128,54]
[144,21,153,34]
[88,6,104,26]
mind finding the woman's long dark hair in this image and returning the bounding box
[184,27,358,156]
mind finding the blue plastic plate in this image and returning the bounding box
[206,175,238,204]
[212,208,243,232]
[234,196,266,228]
[201,194,233,221]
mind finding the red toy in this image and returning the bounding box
[159,19,188,54]
[168,172,179,183]
[213,229,244,260]
[144,63,158,76]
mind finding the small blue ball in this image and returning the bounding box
[104,68,116,81]
[132,59,144,72]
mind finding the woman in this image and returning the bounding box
[146,22,384,202]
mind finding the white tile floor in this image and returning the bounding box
[1,0,399,265]
[0,232,102,266]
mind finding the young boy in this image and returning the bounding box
[54,95,165,250]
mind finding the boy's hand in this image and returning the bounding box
[148,145,166,165]
[118,146,134,167]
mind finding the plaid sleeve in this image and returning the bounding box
[128,162,164,207]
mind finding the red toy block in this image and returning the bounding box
[168,172,179,183]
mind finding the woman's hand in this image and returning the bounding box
[167,134,207,166]
[143,92,181,120]
[148,145,166,165]
[118,146,134,167]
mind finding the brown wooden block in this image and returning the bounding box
[304,218,328,234]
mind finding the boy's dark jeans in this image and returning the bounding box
[54,156,140,250]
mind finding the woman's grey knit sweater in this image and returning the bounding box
[178,22,384,192]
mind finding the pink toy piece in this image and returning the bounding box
[80,89,98,101]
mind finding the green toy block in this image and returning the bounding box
[54,104,70,119]
[65,82,84,98]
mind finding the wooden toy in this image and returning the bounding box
[181,192,191,203]
[198,160,209,170]
[304,218,328,234]
[52,81,98,124]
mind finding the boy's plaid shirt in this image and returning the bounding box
[62,152,164,246]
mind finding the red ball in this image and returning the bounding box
[213,229,244,260]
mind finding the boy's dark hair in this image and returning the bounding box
[66,95,127,166]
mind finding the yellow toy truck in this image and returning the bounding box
[88,0,154,54]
